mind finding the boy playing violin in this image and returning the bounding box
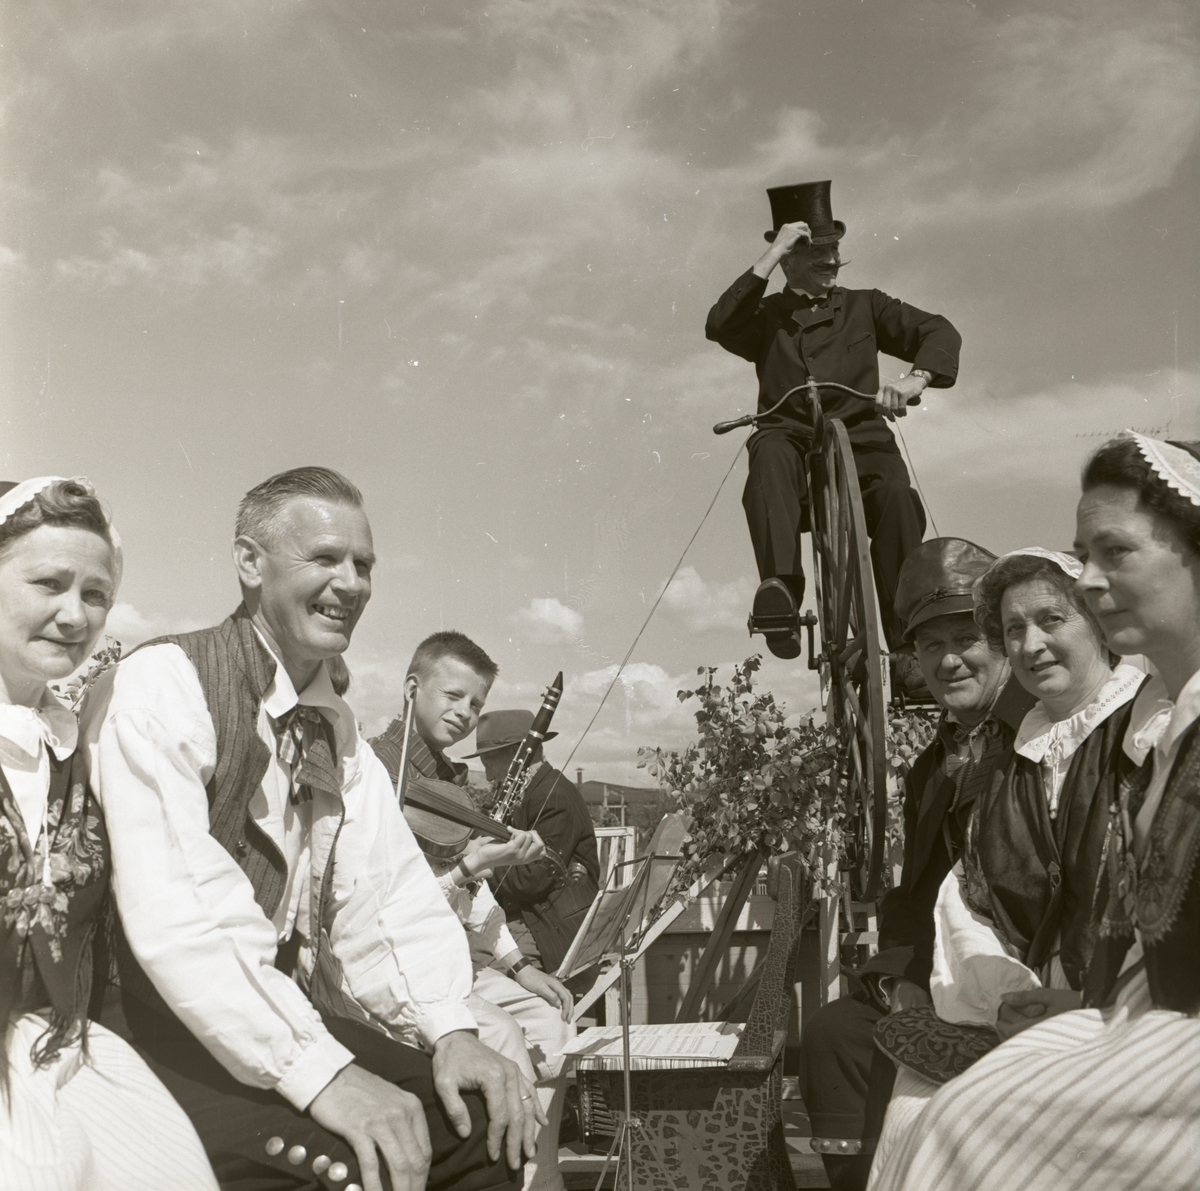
[371,632,574,1191]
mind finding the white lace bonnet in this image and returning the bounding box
[972,547,1084,617]
[1122,430,1200,508]
[0,476,123,588]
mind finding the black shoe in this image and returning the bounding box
[749,578,802,659]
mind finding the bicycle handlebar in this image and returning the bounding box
[713,379,921,436]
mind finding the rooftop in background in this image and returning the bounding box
[578,779,662,807]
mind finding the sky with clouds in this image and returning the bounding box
[2,1,1197,783]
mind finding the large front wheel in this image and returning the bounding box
[809,420,889,902]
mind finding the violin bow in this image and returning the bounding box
[395,697,416,810]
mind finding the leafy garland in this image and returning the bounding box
[49,637,123,712]
[637,655,938,899]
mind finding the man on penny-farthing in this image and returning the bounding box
[705,181,961,677]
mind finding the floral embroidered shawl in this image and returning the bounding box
[0,746,109,1081]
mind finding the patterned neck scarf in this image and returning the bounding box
[937,715,1006,862]
[270,705,338,805]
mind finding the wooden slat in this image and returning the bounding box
[676,849,763,1021]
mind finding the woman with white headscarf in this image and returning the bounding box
[867,433,1200,1191]
[0,477,217,1190]
[867,547,1144,1168]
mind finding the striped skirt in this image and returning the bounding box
[867,975,1200,1191]
[1,1014,218,1191]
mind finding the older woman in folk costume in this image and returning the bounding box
[0,477,216,1190]
[868,433,1200,1191]
[868,547,1144,1166]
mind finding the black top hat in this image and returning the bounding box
[764,180,846,245]
[895,538,997,641]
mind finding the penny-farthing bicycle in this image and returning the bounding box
[714,379,919,902]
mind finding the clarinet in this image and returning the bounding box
[493,671,563,824]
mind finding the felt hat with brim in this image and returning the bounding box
[764,180,846,245]
[896,538,997,641]
[462,709,557,757]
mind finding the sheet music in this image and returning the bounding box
[562,1021,744,1070]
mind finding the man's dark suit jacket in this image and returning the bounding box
[862,677,1035,991]
[705,271,961,449]
[492,764,600,973]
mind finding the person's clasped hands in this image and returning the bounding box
[995,987,1082,1041]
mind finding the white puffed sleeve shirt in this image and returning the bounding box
[90,635,477,1112]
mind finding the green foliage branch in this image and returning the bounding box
[638,655,937,899]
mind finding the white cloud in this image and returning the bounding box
[748,9,1200,230]
[898,369,1199,554]
[510,596,584,645]
[103,601,206,649]
[54,223,279,290]
[659,565,756,633]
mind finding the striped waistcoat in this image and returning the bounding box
[117,605,289,1013]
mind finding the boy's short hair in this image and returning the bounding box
[408,630,498,685]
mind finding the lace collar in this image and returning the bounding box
[1014,663,1145,766]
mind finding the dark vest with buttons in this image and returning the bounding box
[116,605,289,1015]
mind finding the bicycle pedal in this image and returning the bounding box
[747,612,802,635]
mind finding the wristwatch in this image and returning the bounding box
[509,956,534,976]
[908,368,933,384]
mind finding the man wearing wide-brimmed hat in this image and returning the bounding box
[796,538,1032,1191]
[706,180,962,666]
[466,711,599,976]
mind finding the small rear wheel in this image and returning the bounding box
[809,420,889,902]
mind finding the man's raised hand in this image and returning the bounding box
[308,1063,433,1191]
[432,1030,543,1172]
[771,220,813,255]
[753,220,813,278]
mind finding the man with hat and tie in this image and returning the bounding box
[796,538,1033,1191]
[467,711,599,978]
[706,181,962,668]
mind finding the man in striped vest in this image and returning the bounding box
[92,466,537,1191]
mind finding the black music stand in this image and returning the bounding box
[560,852,663,1191]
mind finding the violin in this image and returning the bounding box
[402,772,511,863]
[391,695,512,862]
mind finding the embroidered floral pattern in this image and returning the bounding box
[873,1005,1001,1084]
[1,778,105,963]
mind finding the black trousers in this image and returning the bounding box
[797,994,897,1191]
[108,990,519,1191]
[742,430,926,650]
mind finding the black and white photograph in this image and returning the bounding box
[1,3,1197,1189]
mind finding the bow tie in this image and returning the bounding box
[271,704,338,805]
